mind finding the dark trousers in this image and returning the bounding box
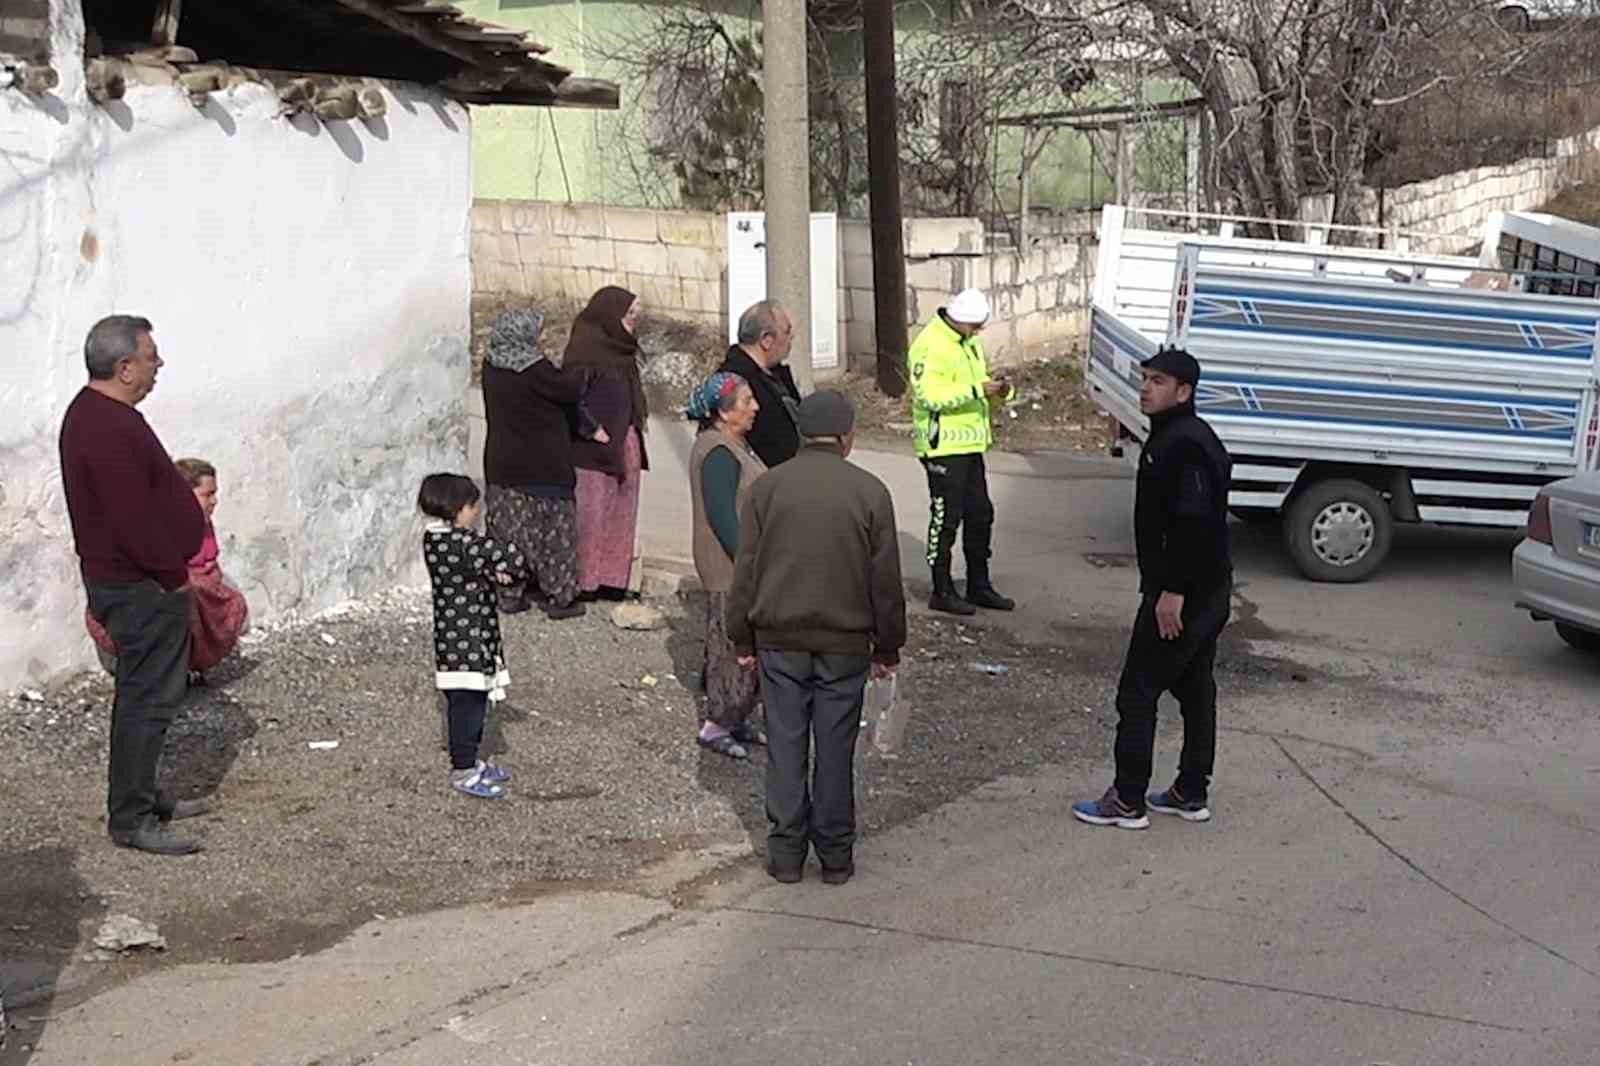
[922,453,995,589]
[87,580,192,837]
[758,650,870,869]
[1113,583,1231,807]
[445,690,488,771]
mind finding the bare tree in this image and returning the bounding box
[589,2,870,213]
[1008,0,1555,229]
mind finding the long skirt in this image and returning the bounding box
[702,590,760,729]
[574,427,642,592]
[485,485,580,611]
[86,566,249,673]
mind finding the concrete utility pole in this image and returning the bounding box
[862,0,908,397]
[762,0,813,393]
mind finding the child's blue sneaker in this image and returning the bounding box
[477,761,511,785]
[1071,788,1149,829]
[450,768,505,800]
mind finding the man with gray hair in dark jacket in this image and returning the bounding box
[716,300,803,467]
[727,390,907,885]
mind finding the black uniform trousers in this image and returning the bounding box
[758,650,871,869]
[86,580,192,837]
[922,453,995,585]
[1112,580,1231,808]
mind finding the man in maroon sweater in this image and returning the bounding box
[60,315,208,856]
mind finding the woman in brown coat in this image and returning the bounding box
[563,286,650,600]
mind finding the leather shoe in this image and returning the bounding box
[542,602,586,621]
[112,823,203,856]
[766,861,802,884]
[159,798,213,822]
[820,862,855,886]
[929,591,977,616]
[966,584,1015,611]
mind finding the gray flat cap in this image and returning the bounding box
[797,389,855,437]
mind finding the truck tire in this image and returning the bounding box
[1555,622,1600,653]
[1284,478,1393,582]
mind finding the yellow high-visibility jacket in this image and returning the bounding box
[908,314,1010,457]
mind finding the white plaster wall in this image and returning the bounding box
[0,5,472,685]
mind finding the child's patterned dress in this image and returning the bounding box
[423,522,528,701]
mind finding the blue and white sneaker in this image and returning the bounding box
[477,761,511,785]
[450,768,505,800]
[1147,787,1211,822]
[1071,788,1149,830]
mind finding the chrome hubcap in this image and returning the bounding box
[1311,501,1374,566]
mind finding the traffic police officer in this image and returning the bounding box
[909,287,1015,616]
[1074,346,1233,830]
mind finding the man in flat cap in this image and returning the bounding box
[908,287,1015,616]
[1074,347,1232,830]
[727,390,907,885]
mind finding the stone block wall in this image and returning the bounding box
[837,218,1093,364]
[473,201,1093,369]
[471,200,728,330]
[1301,123,1600,250]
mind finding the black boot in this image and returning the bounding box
[929,566,976,616]
[965,561,1015,611]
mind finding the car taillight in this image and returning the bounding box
[1528,492,1553,545]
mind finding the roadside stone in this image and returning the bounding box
[94,914,167,953]
[611,603,666,631]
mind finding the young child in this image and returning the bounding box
[86,456,250,681]
[418,473,529,800]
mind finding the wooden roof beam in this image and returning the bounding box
[331,0,504,68]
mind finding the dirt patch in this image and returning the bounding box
[0,581,1337,1027]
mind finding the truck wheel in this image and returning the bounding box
[1555,622,1600,652]
[1285,478,1393,582]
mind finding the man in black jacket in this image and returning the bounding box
[1074,347,1232,830]
[728,390,907,885]
[717,301,803,467]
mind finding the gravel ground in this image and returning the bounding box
[0,581,1306,1028]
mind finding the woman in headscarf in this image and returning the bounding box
[480,307,606,620]
[685,372,767,759]
[563,285,650,601]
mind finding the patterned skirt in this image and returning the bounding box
[702,590,760,728]
[485,485,580,611]
[574,427,642,592]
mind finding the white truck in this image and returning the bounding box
[1087,205,1600,581]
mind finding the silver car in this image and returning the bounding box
[1513,470,1600,652]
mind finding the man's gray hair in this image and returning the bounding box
[84,315,153,380]
[736,300,786,346]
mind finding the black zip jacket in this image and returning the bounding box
[716,347,802,467]
[1135,400,1233,595]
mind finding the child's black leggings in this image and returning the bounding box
[445,690,488,771]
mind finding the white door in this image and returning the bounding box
[725,211,839,371]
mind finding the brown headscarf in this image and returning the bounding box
[562,285,648,432]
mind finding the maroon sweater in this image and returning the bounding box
[59,388,205,591]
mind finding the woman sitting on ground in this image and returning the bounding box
[685,372,768,759]
[87,457,250,681]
